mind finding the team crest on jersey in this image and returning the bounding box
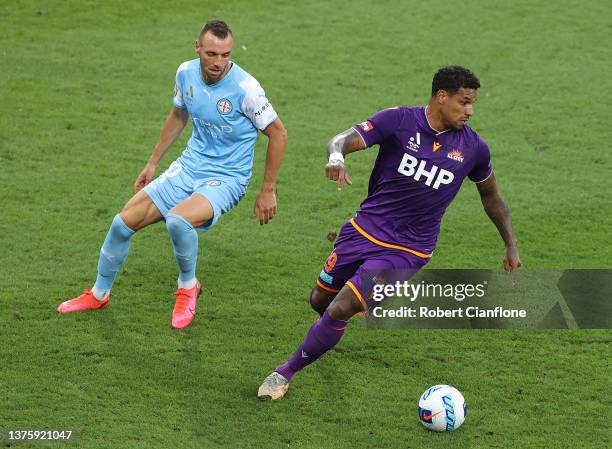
[447,149,464,162]
[358,120,374,132]
[206,180,221,186]
[217,98,233,114]
[433,141,442,152]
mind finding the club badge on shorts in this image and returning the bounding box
[217,98,233,115]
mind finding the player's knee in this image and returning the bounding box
[309,287,333,316]
[118,209,141,232]
[168,194,214,228]
[119,200,143,230]
[326,291,364,321]
[109,214,135,241]
[119,191,160,231]
[165,213,194,236]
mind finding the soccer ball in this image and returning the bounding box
[418,385,467,432]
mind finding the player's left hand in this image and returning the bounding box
[503,245,521,285]
[253,189,277,225]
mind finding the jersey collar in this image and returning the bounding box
[421,106,449,136]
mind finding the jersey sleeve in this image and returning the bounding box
[468,136,493,182]
[173,66,187,110]
[352,108,402,148]
[241,78,278,131]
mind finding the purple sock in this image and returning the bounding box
[276,310,347,381]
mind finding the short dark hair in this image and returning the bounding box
[431,66,480,97]
[200,19,232,40]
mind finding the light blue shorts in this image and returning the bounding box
[143,161,248,231]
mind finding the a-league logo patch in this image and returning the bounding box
[217,98,233,114]
[206,180,221,186]
[358,120,374,132]
[183,85,194,106]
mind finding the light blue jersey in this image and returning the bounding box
[173,59,278,182]
[91,57,279,302]
[143,59,277,230]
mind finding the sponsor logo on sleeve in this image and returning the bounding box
[358,120,374,132]
[319,271,334,284]
[254,101,270,117]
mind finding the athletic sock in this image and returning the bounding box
[276,310,348,381]
[93,214,135,299]
[165,213,199,283]
[91,286,109,301]
[178,278,197,289]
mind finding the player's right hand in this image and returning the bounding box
[503,245,521,285]
[134,162,157,192]
[325,161,352,191]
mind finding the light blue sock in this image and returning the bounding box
[165,213,198,283]
[93,214,135,296]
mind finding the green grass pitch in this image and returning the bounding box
[1,0,610,448]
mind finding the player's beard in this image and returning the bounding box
[211,61,232,80]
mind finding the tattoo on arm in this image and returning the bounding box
[477,176,517,247]
[327,128,366,158]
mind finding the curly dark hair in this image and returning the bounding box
[431,66,480,97]
[200,19,232,40]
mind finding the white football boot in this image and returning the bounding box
[257,372,290,400]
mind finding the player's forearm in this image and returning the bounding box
[260,130,287,191]
[148,108,188,166]
[482,193,518,248]
[326,128,366,160]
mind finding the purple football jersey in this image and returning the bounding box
[352,106,492,256]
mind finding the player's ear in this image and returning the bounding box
[436,90,448,105]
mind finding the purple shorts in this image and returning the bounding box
[317,220,430,313]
